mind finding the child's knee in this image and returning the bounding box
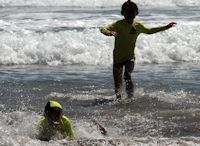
[124,72,131,80]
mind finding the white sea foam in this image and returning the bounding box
[1,110,200,145]
[136,22,200,64]
[0,22,200,66]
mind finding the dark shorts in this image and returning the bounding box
[113,59,135,70]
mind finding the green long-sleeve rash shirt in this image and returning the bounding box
[37,116,76,140]
[101,19,168,64]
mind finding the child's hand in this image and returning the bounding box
[108,31,117,37]
[91,119,107,135]
[166,22,177,29]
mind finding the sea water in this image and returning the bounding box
[0,0,200,145]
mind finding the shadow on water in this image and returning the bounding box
[66,94,200,112]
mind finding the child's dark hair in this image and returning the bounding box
[44,101,62,116]
[121,0,139,15]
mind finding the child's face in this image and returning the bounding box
[46,108,62,126]
[123,6,138,24]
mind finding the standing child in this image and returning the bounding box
[100,0,176,99]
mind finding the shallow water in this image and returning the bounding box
[0,63,200,145]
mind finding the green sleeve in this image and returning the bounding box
[36,117,47,140]
[62,116,76,140]
[100,22,116,36]
[37,117,45,130]
[138,22,168,34]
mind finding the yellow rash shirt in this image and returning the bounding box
[101,19,168,64]
[37,115,76,140]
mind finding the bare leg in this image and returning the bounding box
[113,64,123,99]
[124,60,135,98]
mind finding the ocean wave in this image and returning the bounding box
[0,22,200,66]
[0,0,199,7]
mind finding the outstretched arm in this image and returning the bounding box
[100,23,117,37]
[165,22,177,29]
[91,119,107,135]
[141,22,176,34]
